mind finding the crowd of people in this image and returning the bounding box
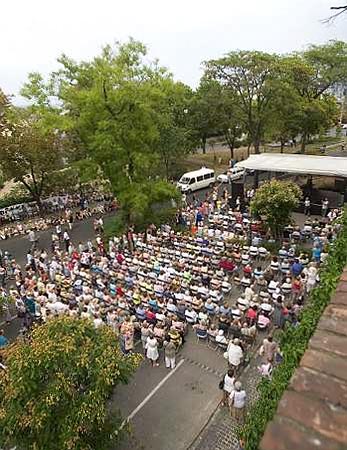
[0,186,342,422]
[0,197,117,241]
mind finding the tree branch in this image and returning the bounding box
[322,5,347,23]
[102,80,126,119]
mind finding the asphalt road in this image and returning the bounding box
[112,332,226,450]
[0,215,104,268]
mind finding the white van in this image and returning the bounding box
[177,167,215,193]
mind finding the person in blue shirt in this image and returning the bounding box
[312,244,322,263]
[0,329,9,348]
[195,210,203,227]
[135,304,146,321]
[291,259,303,277]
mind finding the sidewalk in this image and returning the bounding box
[190,355,262,450]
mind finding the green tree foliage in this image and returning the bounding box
[190,79,245,158]
[284,40,347,152]
[250,180,302,237]
[0,316,140,450]
[155,80,197,179]
[48,39,179,228]
[189,79,225,154]
[265,81,302,152]
[0,101,65,208]
[204,51,280,155]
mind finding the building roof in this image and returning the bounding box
[237,153,347,178]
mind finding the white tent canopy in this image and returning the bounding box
[236,153,347,178]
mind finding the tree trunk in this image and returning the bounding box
[301,133,307,154]
[202,136,207,154]
[33,193,43,214]
[254,140,260,155]
[230,145,234,161]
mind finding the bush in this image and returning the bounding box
[250,180,302,238]
[242,209,347,450]
[0,316,141,450]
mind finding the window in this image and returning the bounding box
[204,173,211,180]
[189,178,196,185]
[197,175,204,182]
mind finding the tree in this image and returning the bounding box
[0,104,65,208]
[189,79,224,154]
[265,81,302,152]
[218,87,246,160]
[250,180,302,238]
[284,41,347,152]
[0,316,140,450]
[204,51,280,156]
[155,80,197,179]
[43,39,180,230]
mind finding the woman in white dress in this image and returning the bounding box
[146,334,159,367]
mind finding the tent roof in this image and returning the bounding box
[236,153,347,178]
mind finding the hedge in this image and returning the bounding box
[242,207,347,450]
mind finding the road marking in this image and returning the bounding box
[123,358,185,426]
[183,356,224,378]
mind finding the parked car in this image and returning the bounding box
[217,167,245,183]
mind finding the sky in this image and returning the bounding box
[1,0,346,102]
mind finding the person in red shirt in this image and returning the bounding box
[246,305,258,325]
[116,284,124,297]
[243,264,252,275]
[219,258,236,272]
[145,308,156,324]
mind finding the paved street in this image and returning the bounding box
[112,332,227,450]
[0,215,108,268]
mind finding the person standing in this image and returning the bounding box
[226,338,243,372]
[0,265,6,288]
[28,229,37,250]
[236,196,241,211]
[261,336,278,362]
[304,197,311,216]
[163,337,176,370]
[56,222,62,240]
[221,368,235,406]
[229,381,247,423]
[146,333,160,367]
[68,213,74,231]
[321,198,329,217]
[63,230,70,252]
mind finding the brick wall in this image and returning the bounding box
[260,268,347,450]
